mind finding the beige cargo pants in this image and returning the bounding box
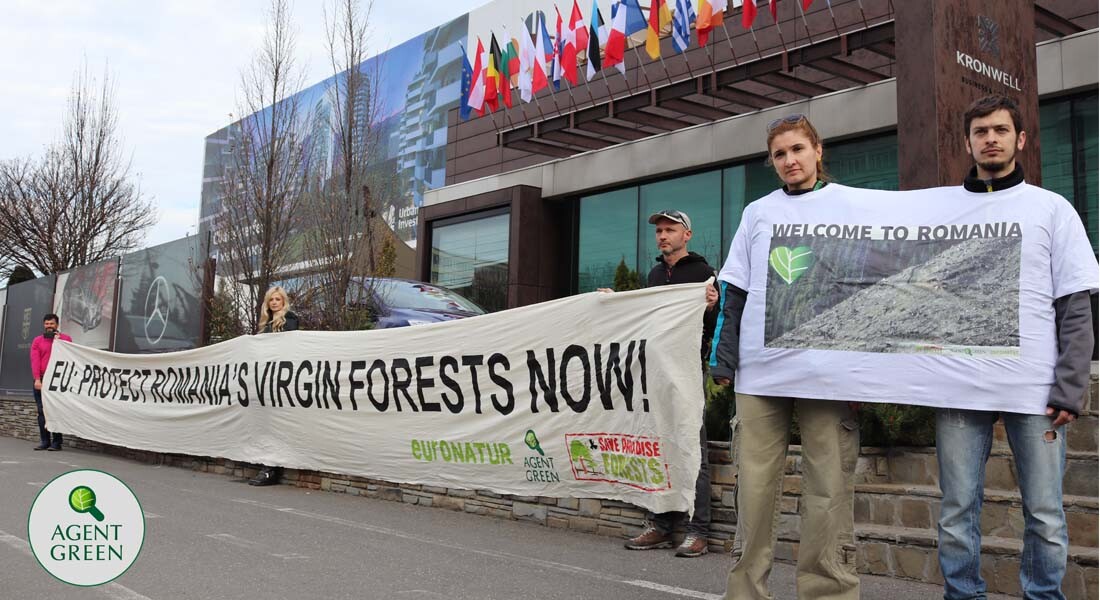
[726,393,860,600]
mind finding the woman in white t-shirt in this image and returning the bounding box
[710,115,860,600]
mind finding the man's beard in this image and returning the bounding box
[974,144,1016,176]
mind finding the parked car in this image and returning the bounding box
[362,278,486,328]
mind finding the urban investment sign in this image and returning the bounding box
[896,0,1040,189]
[956,15,1022,94]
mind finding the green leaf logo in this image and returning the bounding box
[524,430,545,456]
[68,486,105,522]
[769,246,814,284]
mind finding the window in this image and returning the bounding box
[429,211,510,312]
[638,171,723,273]
[576,188,638,292]
[577,134,902,292]
[825,134,899,191]
[1041,93,1098,252]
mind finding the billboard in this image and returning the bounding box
[199,15,469,251]
[53,259,119,350]
[114,236,207,354]
[0,275,56,392]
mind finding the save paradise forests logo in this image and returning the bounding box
[28,470,145,586]
[566,433,670,492]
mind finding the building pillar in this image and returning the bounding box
[895,0,1041,189]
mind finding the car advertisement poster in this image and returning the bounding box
[53,259,119,351]
[114,236,206,354]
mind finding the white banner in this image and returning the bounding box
[42,283,708,514]
[718,183,1099,414]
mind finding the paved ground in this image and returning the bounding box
[0,435,1012,599]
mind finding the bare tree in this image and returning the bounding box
[299,0,390,330]
[0,65,155,276]
[215,0,311,333]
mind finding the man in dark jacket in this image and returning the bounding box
[622,209,718,558]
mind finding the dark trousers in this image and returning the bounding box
[652,421,712,535]
[33,389,62,448]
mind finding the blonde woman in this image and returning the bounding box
[257,286,299,334]
[249,286,299,486]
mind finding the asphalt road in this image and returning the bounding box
[0,435,1006,599]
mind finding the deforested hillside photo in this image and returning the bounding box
[765,235,1021,354]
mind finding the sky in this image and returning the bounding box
[0,0,487,249]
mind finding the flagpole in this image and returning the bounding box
[796,0,815,43]
[630,41,657,91]
[718,8,740,67]
[749,24,763,60]
[824,0,841,38]
[531,91,548,121]
[599,65,617,107]
[770,5,787,55]
[855,0,869,29]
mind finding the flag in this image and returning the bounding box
[672,0,695,54]
[605,1,628,71]
[621,0,650,35]
[460,44,473,120]
[802,0,813,8]
[646,0,672,59]
[554,7,566,89]
[561,4,580,85]
[538,12,555,67]
[769,0,778,21]
[487,33,503,111]
[498,27,517,108]
[586,0,603,82]
[507,37,521,86]
[467,38,486,116]
[742,0,758,28]
[519,20,548,101]
[696,0,727,46]
[570,0,588,55]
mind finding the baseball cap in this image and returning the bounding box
[648,209,691,230]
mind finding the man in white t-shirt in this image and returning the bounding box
[935,95,1097,600]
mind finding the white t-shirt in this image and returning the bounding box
[717,182,1098,414]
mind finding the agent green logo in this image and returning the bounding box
[769,246,814,284]
[524,430,545,456]
[28,470,145,586]
[68,486,105,521]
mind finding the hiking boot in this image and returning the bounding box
[624,526,672,550]
[248,467,281,486]
[674,534,709,557]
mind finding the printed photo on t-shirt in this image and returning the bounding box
[763,223,1022,357]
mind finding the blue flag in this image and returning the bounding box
[620,0,649,36]
[459,43,472,120]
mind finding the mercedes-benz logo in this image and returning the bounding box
[143,276,170,345]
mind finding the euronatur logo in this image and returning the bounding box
[28,469,145,586]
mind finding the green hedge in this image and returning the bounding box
[704,379,937,447]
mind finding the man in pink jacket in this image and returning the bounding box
[31,313,72,451]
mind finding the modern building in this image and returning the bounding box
[416,0,1097,319]
[195,0,1095,314]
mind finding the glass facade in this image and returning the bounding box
[429,211,510,312]
[1040,92,1098,252]
[577,134,900,292]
